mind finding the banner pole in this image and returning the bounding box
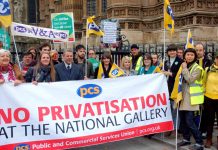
[85,19,88,78]
[163,28,166,70]
[11,28,21,70]
[175,104,179,150]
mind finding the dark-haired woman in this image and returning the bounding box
[177,48,204,150]
[138,53,161,75]
[25,52,55,84]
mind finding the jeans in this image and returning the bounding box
[180,110,203,145]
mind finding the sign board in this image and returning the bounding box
[51,12,75,43]
[0,28,10,49]
[103,21,117,44]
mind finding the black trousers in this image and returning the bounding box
[204,96,218,138]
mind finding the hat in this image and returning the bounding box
[131,44,139,49]
[215,51,218,57]
[167,44,177,52]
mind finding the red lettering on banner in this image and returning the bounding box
[129,97,140,110]
[14,108,30,123]
[51,106,64,120]
[64,105,69,119]
[0,108,30,124]
[92,102,104,115]
[0,108,12,124]
[146,95,156,107]
[140,96,146,109]
[157,93,167,106]
[38,107,50,121]
[121,99,132,112]
[83,103,95,117]
[69,104,82,118]
[110,100,119,113]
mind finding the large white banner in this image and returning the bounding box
[11,22,69,42]
[0,74,173,150]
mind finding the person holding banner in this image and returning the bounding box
[138,53,161,75]
[25,52,55,84]
[0,49,23,86]
[177,48,204,150]
[95,52,124,79]
[55,49,83,81]
[151,53,163,70]
[120,56,136,76]
[203,51,218,148]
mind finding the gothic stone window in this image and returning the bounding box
[102,0,107,14]
[87,0,96,16]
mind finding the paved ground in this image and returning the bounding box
[69,137,174,150]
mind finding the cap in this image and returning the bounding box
[131,44,139,49]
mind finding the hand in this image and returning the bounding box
[14,80,22,86]
[32,81,38,85]
[0,79,5,84]
[84,76,89,80]
[182,62,187,69]
[162,71,172,76]
[21,70,27,76]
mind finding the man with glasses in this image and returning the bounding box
[88,49,99,72]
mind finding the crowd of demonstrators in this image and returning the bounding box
[203,51,218,148]
[130,44,143,72]
[120,56,136,76]
[87,49,99,72]
[138,53,161,75]
[55,49,83,81]
[74,44,94,79]
[177,48,204,150]
[0,49,23,86]
[163,44,183,136]
[151,53,163,69]
[2,40,218,149]
[25,52,55,84]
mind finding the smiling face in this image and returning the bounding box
[0,51,10,67]
[144,56,152,67]
[151,54,158,64]
[167,50,177,58]
[40,53,51,66]
[102,57,110,66]
[123,59,131,70]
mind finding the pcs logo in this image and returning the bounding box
[14,144,30,150]
[77,84,102,98]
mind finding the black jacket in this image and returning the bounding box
[164,57,183,95]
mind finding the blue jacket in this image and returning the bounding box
[55,62,83,81]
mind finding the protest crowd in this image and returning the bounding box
[0,40,218,150]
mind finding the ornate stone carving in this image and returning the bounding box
[128,8,139,16]
[13,0,25,23]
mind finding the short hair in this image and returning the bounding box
[151,53,159,58]
[177,46,184,51]
[39,43,51,51]
[88,49,96,54]
[63,49,73,55]
[75,44,85,52]
[195,42,205,50]
[167,44,177,52]
[0,49,11,56]
[22,51,33,59]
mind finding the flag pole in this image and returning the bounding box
[163,28,166,70]
[11,29,21,70]
[85,18,88,78]
[175,104,179,150]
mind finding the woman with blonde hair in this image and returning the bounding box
[0,49,23,86]
[121,56,136,76]
[25,52,55,84]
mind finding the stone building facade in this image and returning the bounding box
[107,0,218,45]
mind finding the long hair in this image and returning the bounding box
[35,52,55,82]
[101,52,113,66]
[142,53,153,67]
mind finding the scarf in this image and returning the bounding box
[0,64,16,82]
